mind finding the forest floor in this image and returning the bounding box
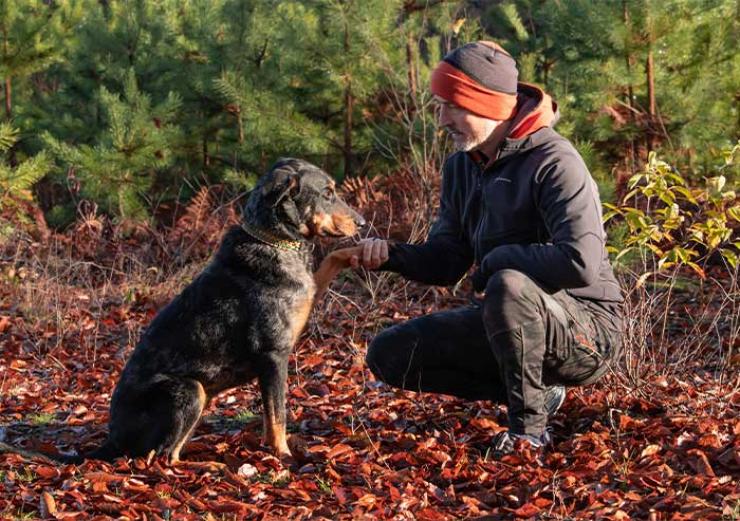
[0,188,738,520]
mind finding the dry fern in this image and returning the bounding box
[166,186,241,265]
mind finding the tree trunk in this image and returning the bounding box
[343,16,353,178]
[542,60,552,88]
[237,111,244,145]
[406,31,417,103]
[343,82,353,178]
[4,77,11,120]
[646,50,656,118]
[203,134,210,168]
[3,77,17,166]
[646,47,657,151]
[622,0,637,172]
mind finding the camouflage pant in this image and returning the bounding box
[366,269,623,435]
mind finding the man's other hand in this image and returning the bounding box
[356,238,389,270]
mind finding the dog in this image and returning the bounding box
[0,158,365,464]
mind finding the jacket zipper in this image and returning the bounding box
[472,160,486,264]
[471,148,506,264]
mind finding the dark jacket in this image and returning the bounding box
[382,84,622,303]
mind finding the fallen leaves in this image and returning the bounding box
[1,221,738,520]
[0,315,10,334]
[39,490,57,518]
[686,449,716,477]
[640,444,662,458]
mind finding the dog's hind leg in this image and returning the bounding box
[166,379,207,464]
[107,375,207,463]
[257,353,291,458]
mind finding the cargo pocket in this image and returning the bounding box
[549,319,608,386]
[569,337,609,385]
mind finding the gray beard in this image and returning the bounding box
[449,120,500,152]
[453,135,486,152]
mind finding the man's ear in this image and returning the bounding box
[261,169,300,208]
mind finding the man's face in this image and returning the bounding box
[434,96,502,152]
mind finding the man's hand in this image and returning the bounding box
[356,238,389,270]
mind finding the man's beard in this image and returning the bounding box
[447,120,499,152]
[452,133,482,152]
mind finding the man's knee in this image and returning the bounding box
[365,327,402,384]
[484,269,541,310]
[366,321,424,388]
[483,269,542,331]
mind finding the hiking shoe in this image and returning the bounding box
[490,429,552,458]
[544,385,566,416]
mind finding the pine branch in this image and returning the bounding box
[0,124,18,153]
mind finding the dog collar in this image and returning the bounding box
[241,221,303,252]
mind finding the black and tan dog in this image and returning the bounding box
[1,158,364,464]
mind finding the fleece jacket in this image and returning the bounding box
[382,83,623,303]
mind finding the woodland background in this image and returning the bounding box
[0,0,738,519]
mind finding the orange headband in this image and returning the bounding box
[430,61,518,120]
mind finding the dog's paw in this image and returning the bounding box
[276,446,293,459]
[287,435,311,461]
[173,460,227,472]
[327,245,363,267]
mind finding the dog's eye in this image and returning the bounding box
[323,189,334,200]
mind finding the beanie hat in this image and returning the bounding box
[430,41,519,120]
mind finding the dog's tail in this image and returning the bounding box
[0,441,83,464]
[0,439,121,465]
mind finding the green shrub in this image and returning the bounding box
[604,143,739,281]
[43,70,182,220]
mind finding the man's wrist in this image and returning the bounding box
[375,241,400,271]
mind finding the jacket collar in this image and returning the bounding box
[507,82,559,139]
[466,82,559,166]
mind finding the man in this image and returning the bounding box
[352,41,623,456]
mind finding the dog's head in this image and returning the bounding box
[244,158,365,239]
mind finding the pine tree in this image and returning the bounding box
[652,0,739,170]
[481,0,738,173]
[3,0,731,226]
[26,0,181,145]
[44,70,182,220]
[0,0,64,121]
[295,0,418,177]
[211,0,330,174]
[0,122,50,198]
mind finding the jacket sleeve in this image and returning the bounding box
[379,165,473,286]
[478,152,605,290]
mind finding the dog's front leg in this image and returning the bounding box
[258,353,291,458]
[314,245,363,299]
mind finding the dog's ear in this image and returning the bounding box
[261,167,300,208]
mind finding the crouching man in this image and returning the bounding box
[355,41,623,457]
